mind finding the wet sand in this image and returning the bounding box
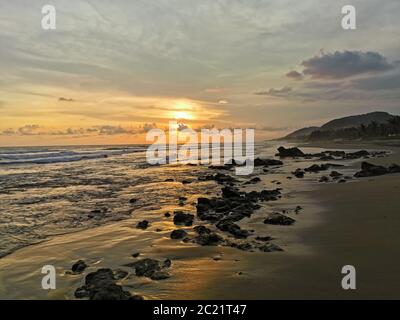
[1,142,399,300]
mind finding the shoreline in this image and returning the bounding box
[0,142,399,299]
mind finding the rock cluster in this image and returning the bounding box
[354,162,400,178]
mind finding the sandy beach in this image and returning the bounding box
[0,141,399,300]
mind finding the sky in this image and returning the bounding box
[0,0,400,146]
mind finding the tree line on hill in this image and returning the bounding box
[308,116,400,140]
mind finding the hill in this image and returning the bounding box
[320,111,394,131]
[282,111,396,140]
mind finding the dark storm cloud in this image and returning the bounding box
[301,51,395,79]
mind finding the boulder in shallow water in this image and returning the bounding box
[125,258,171,280]
[304,164,330,173]
[259,243,284,252]
[136,220,150,229]
[344,150,370,159]
[216,220,250,239]
[264,213,295,226]
[193,225,212,235]
[276,146,305,158]
[319,176,329,182]
[330,171,343,179]
[354,162,388,178]
[74,268,132,300]
[173,211,194,226]
[170,229,188,240]
[221,186,241,198]
[194,232,223,246]
[292,168,305,178]
[388,164,400,173]
[72,260,87,273]
[254,158,283,166]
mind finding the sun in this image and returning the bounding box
[171,110,195,120]
[168,100,198,120]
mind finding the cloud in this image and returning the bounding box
[254,86,292,97]
[0,124,154,136]
[352,70,400,91]
[301,50,395,79]
[141,123,158,132]
[59,97,75,102]
[1,128,16,135]
[96,125,132,135]
[286,70,303,80]
[17,124,41,135]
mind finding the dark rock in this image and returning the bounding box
[170,229,188,240]
[125,258,171,280]
[136,220,149,229]
[330,171,343,178]
[164,178,174,182]
[200,173,236,185]
[259,189,281,201]
[113,269,129,280]
[72,260,87,273]
[132,252,140,258]
[344,150,370,159]
[193,225,212,235]
[388,164,400,173]
[254,158,283,166]
[255,236,273,242]
[295,206,302,214]
[230,241,254,251]
[182,180,192,184]
[319,176,329,182]
[319,155,334,161]
[354,162,388,178]
[292,168,305,178]
[74,286,90,299]
[74,268,132,300]
[88,208,107,219]
[85,268,115,288]
[173,211,194,226]
[216,220,250,239]
[244,177,261,184]
[150,271,170,280]
[126,259,161,277]
[221,186,241,198]
[129,198,138,204]
[304,164,330,173]
[164,212,171,218]
[162,259,172,268]
[90,283,131,300]
[259,243,284,252]
[194,233,223,246]
[276,146,305,158]
[264,213,295,226]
